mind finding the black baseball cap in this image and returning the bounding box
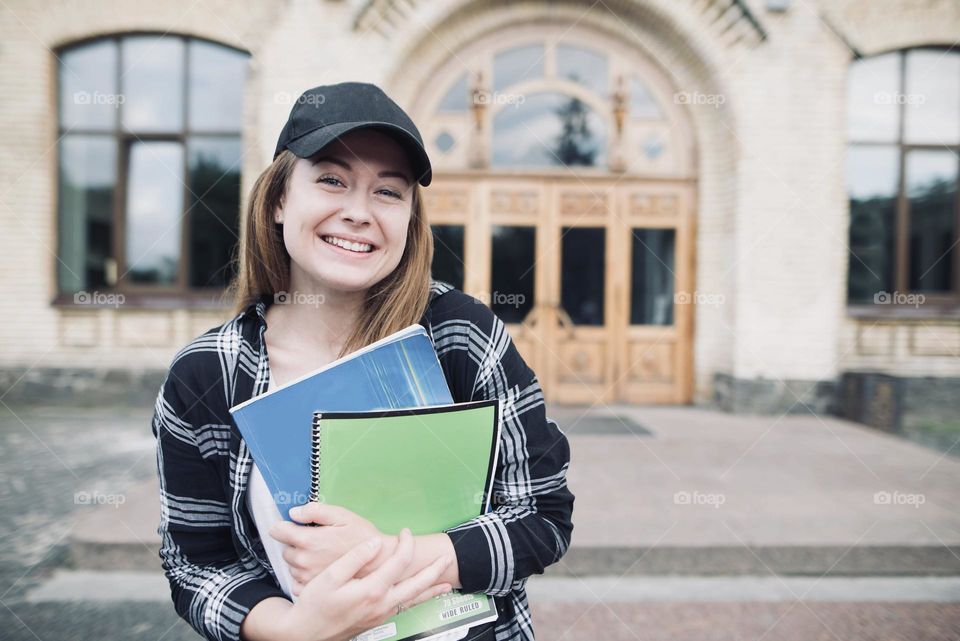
[273,82,433,187]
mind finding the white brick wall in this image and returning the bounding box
[1,0,957,400]
[727,2,852,381]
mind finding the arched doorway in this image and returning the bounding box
[412,22,697,404]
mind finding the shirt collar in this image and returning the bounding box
[239,281,453,330]
[240,292,273,328]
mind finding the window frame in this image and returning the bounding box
[51,32,248,308]
[413,25,695,180]
[846,46,960,317]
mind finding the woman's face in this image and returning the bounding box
[276,128,414,296]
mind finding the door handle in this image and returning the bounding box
[516,304,542,339]
[552,304,576,340]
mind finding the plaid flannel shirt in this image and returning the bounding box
[152,280,574,641]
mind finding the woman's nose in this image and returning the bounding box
[338,197,374,225]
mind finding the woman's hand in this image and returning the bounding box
[269,503,387,595]
[280,528,453,641]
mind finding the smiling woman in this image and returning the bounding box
[229,87,436,361]
[278,132,415,298]
[152,81,574,641]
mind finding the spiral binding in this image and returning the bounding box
[309,411,323,503]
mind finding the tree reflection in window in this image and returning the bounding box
[554,97,600,166]
[492,92,606,168]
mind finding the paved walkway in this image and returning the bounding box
[1,401,959,639]
[15,571,960,640]
[554,404,960,549]
[3,402,957,574]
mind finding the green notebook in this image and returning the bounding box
[310,400,501,641]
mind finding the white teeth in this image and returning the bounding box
[321,235,373,253]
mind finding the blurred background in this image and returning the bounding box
[0,0,958,639]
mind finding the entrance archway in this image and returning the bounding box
[412,22,697,404]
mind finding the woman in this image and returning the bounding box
[153,82,574,641]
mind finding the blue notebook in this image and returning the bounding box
[228,324,453,520]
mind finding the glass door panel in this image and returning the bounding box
[561,227,605,325]
[490,225,536,323]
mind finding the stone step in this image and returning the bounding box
[69,478,162,572]
[66,479,960,577]
[21,571,960,605]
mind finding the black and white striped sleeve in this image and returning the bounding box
[432,294,575,596]
[152,353,287,641]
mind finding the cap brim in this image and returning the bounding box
[284,121,433,187]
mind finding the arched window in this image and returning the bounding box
[56,34,249,300]
[846,47,959,306]
[415,29,690,177]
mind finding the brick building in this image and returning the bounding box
[0,0,957,421]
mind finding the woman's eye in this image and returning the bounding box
[378,189,402,199]
[317,176,343,187]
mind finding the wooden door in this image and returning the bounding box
[544,182,617,404]
[611,183,695,404]
[425,176,695,404]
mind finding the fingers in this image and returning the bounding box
[405,582,453,609]
[288,566,313,584]
[282,547,327,575]
[269,521,312,547]
[282,545,305,569]
[358,528,416,592]
[323,537,383,586]
[387,555,453,610]
[271,518,346,551]
[289,502,351,525]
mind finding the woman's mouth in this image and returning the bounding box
[320,235,375,254]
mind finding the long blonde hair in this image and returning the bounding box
[224,149,433,358]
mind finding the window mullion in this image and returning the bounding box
[179,36,191,291]
[956,64,960,299]
[895,52,909,295]
[113,36,126,291]
[955,139,960,298]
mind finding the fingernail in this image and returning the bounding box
[367,537,382,549]
[289,506,300,518]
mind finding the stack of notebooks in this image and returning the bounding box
[228,325,501,641]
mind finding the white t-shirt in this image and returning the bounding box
[246,373,298,599]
